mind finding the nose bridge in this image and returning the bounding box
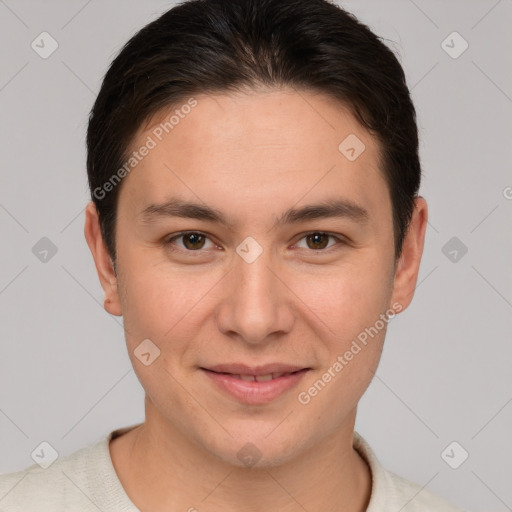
[215,238,293,344]
[237,246,275,303]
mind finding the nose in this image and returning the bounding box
[214,245,294,346]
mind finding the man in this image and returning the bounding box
[0,0,464,510]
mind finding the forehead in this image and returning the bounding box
[118,88,390,225]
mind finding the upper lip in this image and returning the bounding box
[202,363,308,376]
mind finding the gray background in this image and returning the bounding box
[0,1,511,510]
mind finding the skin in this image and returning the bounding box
[84,86,427,512]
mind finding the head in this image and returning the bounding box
[85,0,427,467]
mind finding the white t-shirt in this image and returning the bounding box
[0,424,464,511]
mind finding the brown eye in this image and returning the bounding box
[165,232,215,252]
[182,233,206,250]
[305,232,330,250]
[294,232,343,252]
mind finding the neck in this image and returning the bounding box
[110,404,371,512]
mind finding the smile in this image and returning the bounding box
[200,365,310,405]
[218,371,296,382]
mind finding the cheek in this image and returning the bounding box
[297,323,388,430]
[117,251,219,348]
[291,256,392,404]
[291,258,391,338]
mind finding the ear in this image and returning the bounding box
[390,196,428,313]
[84,201,122,316]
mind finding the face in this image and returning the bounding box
[86,87,425,468]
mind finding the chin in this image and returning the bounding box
[203,422,312,470]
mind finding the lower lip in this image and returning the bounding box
[201,369,309,405]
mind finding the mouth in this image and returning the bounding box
[207,371,301,382]
[200,364,310,404]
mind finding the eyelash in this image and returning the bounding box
[163,231,346,255]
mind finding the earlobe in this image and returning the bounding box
[84,201,123,316]
[390,196,428,313]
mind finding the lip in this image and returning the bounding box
[200,363,310,405]
[205,363,306,376]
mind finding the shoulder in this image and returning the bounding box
[383,469,465,512]
[0,435,117,511]
[353,432,465,512]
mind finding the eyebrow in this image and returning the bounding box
[138,197,369,228]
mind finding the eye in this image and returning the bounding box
[294,232,343,251]
[165,232,217,252]
[163,231,345,255]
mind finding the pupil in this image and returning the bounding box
[184,233,204,250]
[308,233,328,249]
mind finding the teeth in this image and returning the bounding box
[255,374,273,382]
[229,372,293,382]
